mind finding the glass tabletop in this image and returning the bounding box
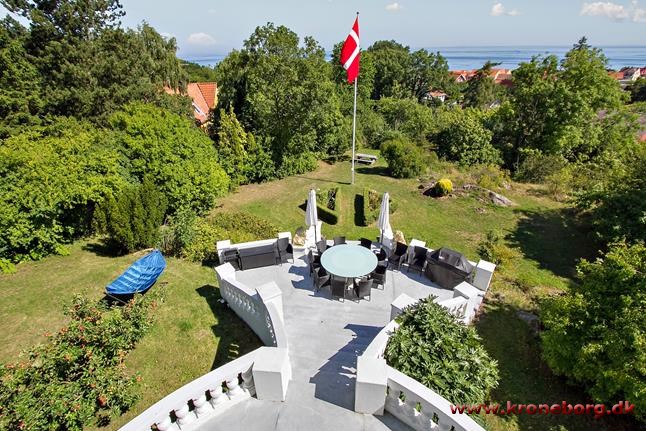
[320,244,378,278]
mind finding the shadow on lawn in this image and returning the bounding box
[196,284,263,370]
[356,165,390,177]
[82,240,121,257]
[354,194,365,227]
[477,302,644,431]
[293,174,350,185]
[508,208,597,279]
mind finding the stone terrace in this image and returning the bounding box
[197,248,454,430]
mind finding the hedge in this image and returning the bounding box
[361,188,396,226]
[315,187,341,225]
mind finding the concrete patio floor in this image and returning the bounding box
[199,247,453,430]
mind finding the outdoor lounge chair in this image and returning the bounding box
[313,267,331,292]
[370,264,387,289]
[360,238,372,249]
[331,278,347,302]
[375,247,388,266]
[308,250,321,275]
[317,238,328,255]
[333,236,346,246]
[388,242,408,270]
[276,236,294,264]
[408,246,427,274]
[354,278,373,301]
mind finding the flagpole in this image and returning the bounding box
[351,75,358,185]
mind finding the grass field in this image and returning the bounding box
[1,154,640,430]
[0,241,262,431]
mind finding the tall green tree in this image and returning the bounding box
[492,38,631,172]
[210,107,274,186]
[1,0,187,121]
[109,102,230,213]
[0,16,43,137]
[406,49,455,102]
[541,242,646,422]
[463,61,504,109]
[366,40,411,99]
[215,23,348,176]
[436,109,501,166]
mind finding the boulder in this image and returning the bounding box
[489,191,514,207]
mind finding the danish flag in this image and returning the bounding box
[340,16,360,83]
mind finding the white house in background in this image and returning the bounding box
[620,67,642,82]
[424,90,448,103]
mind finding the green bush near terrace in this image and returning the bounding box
[385,297,499,405]
[158,210,280,263]
[208,212,280,246]
[541,242,646,422]
[0,291,163,431]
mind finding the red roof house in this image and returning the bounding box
[187,82,218,125]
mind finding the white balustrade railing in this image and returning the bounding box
[120,351,259,431]
[435,296,469,323]
[362,320,399,359]
[386,367,485,431]
[121,260,291,431]
[215,262,288,348]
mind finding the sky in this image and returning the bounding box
[2,0,646,57]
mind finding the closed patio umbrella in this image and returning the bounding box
[305,189,318,245]
[377,192,393,247]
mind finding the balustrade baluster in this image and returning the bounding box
[415,406,433,430]
[193,394,210,416]
[155,416,173,431]
[402,395,418,424]
[209,385,227,407]
[175,403,195,427]
[226,375,244,398]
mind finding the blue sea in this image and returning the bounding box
[184,45,646,71]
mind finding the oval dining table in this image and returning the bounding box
[320,244,378,281]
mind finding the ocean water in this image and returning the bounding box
[184,45,646,71]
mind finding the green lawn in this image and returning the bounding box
[1,155,640,431]
[0,241,262,431]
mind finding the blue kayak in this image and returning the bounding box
[106,250,166,295]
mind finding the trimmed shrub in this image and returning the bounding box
[541,242,646,422]
[95,178,167,254]
[311,188,340,225]
[433,178,453,196]
[385,297,499,405]
[361,189,396,226]
[182,219,225,263]
[0,292,163,430]
[381,137,427,179]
